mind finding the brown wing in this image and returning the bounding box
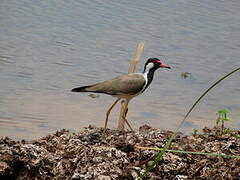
[85,73,146,95]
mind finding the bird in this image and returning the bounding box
[72,58,171,137]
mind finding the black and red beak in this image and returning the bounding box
[152,58,171,69]
[160,63,171,69]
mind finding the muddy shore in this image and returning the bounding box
[0,125,240,179]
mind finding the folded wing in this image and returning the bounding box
[74,73,146,96]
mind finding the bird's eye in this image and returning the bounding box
[153,60,161,64]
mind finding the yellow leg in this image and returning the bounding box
[121,99,133,131]
[102,98,121,138]
[122,115,133,131]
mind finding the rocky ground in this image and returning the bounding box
[0,125,240,180]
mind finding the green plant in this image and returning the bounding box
[222,128,232,135]
[216,109,231,131]
[192,128,198,136]
[139,67,240,179]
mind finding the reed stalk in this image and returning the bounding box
[118,42,145,130]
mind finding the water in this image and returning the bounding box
[0,0,240,140]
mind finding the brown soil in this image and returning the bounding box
[0,125,240,180]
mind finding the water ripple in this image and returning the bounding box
[0,55,14,64]
[53,62,73,67]
[56,41,73,47]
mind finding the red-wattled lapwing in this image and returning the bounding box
[72,58,171,137]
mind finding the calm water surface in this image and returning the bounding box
[0,0,240,140]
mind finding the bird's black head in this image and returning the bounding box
[143,58,171,72]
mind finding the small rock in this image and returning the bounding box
[0,161,10,175]
[72,172,81,179]
[98,175,111,180]
[176,175,188,180]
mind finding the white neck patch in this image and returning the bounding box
[142,62,154,87]
[145,62,154,73]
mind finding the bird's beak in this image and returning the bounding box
[160,63,171,69]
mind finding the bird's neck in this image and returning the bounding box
[142,67,156,93]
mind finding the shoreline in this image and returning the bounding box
[1,125,240,179]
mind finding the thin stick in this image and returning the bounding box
[135,146,240,159]
[118,99,126,131]
[117,42,145,130]
[128,42,145,73]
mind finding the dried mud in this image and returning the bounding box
[0,125,240,180]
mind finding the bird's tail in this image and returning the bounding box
[71,85,91,92]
